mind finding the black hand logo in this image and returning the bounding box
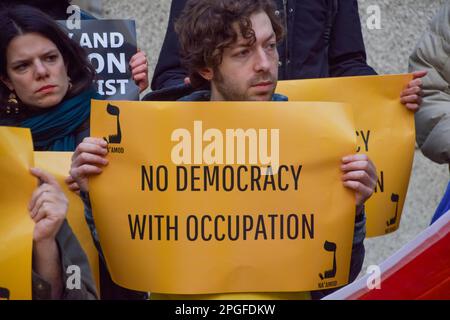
[104,104,122,144]
[386,193,399,226]
[319,241,337,280]
[0,287,10,300]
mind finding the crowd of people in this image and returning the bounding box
[0,0,447,300]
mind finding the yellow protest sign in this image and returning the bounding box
[0,127,35,300]
[90,99,357,294]
[34,152,100,292]
[276,74,415,237]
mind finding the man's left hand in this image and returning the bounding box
[341,154,378,212]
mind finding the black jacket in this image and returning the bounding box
[151,0,376,92]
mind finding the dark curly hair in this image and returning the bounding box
[0,5,95,119]
[175,0,284,88]
[0,0,73,20]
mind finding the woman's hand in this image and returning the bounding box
[29,168,67,243]
[70,137,109,193]
[29,168,68,299]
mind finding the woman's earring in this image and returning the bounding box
[8,92,18,105]
[6,92,19,115]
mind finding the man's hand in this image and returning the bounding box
[341,154,378,214]
[29,168,68,243]
[130,49,149,93]
[70,137,109,193]
[400,70,427,112]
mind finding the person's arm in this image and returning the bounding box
[32,221,98,300]
[329,0,425,112]
[29,168,66,299]
[68,137,109,260]
[151,0,189,90]
[312,154,375,299]
[29,168,97,300]
[32,240,63,299]
[349,209,366,282]
[328,0,377,77]
[311,209,366,300]
[409,2,450,164]
[70,139,147,299]
[340,154,376,281]
[37,219,99,300]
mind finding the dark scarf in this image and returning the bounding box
[17,89,97,151]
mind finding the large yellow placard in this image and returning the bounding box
[0,127,35,300]
[276,74,415,237]
[90,100,357,294]
[34,152,100,292]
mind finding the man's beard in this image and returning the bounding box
[213,70,277,101]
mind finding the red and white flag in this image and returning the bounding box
[324,211,450,300]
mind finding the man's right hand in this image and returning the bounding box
[70,137,109,193]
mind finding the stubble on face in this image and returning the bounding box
[213,66,277,101]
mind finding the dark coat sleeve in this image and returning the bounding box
[328,0,377,77]
[311,211,366,300]
[79,191,148,300]
[32,220,98,300]
[151,0,189,91]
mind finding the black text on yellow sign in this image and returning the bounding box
[90,99,357,294]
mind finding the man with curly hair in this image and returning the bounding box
[170,0,375,300]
